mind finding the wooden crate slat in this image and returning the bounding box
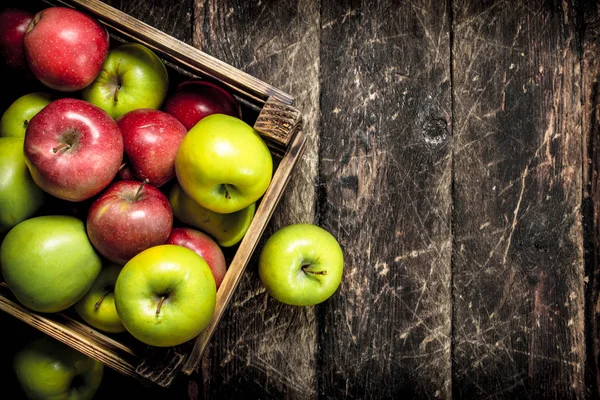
[135,346,186,388]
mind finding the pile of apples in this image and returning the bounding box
[0,4,347,399]
[0,5,274,349]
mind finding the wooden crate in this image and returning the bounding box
[0,0,306,388]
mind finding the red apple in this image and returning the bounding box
[116,161,136,181]
[166,227,227,288]
[23,7,109,92]
[0,8,33,70]
[117,109,188,187]
[24,98,123,202]
[86,180,173,265]
[163,80,241,130]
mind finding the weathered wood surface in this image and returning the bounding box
[317,0,453,398]
[583,1,600,399]
[105,0,194,45]
[1,0,600,399]
[452,1,585,399]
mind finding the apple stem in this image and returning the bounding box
[302,264,327,275]
[224,184,231,199]
[156,296,166,315]
[114,84,122,102]
[94,290,112,310]
[118,162,127,171]
[134,179,149,201]
[52,143,71,153]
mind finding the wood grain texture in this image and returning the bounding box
[318,1,453,398]
[105,0,194,44]
[452,1,585,398]
[582,1,600,398]
[193,1,320,399]
[254,97,303,151]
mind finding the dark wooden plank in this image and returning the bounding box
[452,1,585,398]
[318,1,453,398]
[105,0,194,44]
[582,1,600,398]
[193,1,320,399]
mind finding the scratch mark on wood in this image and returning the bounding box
[502,165,529,265]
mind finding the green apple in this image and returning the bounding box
[169,181,255,247]
[0,92,54,138]
[1,215,102,313]
[14,335,104,400]
[115,244,216,347]
[258,223,344,306]
[74,263,126,334]
[175,114,273,214]
[82,42,169,119]
[0,137,45,235]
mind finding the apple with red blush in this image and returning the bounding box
[23,98,123,202]
[116,162,136,181]
[163,79,241,130]
[86,180,173,265]
[166,227,227,288]
[117,108,188,187]
[0,8,33,71]
[23,7,109,91]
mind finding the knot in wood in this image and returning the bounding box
[421,117,448,146]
